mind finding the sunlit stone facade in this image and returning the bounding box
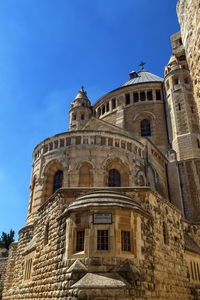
[2,2,200,299]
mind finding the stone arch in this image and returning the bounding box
[147,165,157,190]
[133,111,156,121]
[135,171,146,186]
[104,157,130,187]
[79,161,93,187]
[75,160,95,170]
[42,160,64,202]
[133,111,155,137]
[147,164,164,196]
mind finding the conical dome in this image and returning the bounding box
[167,55,178,66]
[75,86,89,100]
[121,69,163,87]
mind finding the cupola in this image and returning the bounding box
[69,86,92,131]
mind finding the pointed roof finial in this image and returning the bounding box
[81,85,85,92]
[139,61,146,70]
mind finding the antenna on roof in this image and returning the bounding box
[139,61,146,70]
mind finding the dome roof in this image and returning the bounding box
[66,190,148,216]
[167,55,178,66]
[75,86,89,100]
[121,69,163,87]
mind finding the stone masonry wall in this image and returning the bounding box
[0,258,7,289]
[178,159,200,222]
[2,188,193,300]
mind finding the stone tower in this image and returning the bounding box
[177,0,200,123]
[69,86,92,131]
[164,32,200,223]
[164,32,200,160]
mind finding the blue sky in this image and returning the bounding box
[0,0,179,239]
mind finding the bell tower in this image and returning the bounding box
[164,33,200,160]
[69,86,92,131]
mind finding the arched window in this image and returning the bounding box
[108,169,121,187]
[141,119,151,137]
[52,170,63,193]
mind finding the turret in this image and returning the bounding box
[69,86,92,131]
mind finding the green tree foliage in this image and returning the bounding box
[0,229,15,250]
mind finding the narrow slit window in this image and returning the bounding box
[125,93,130,105]
[52,170,63,193]
[44,223,49,246]
[133,92,139,103]
[140,91,146,101]
[163,222,169,245]
[121,231,131,251]
[106,102,109,112]
[76,231,85,252]
[147,90,153,101]
[112,98,116,109]
[156,90,161,100]
[191,261,194,280]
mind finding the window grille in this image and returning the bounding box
[24,258,33,281]
[108,169,121,187]
[121,231,131,251]
[141,119,151,137]
[52,170,63,193]
[97,230,108,250]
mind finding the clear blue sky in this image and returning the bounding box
[0,0,179,239]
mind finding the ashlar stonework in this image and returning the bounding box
[2,1,200,299]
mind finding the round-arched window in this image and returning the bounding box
[108,169,121,187]
[52,170,63,193]
[141,119,151,137]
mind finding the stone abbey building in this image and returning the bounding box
[2,1,200,299]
